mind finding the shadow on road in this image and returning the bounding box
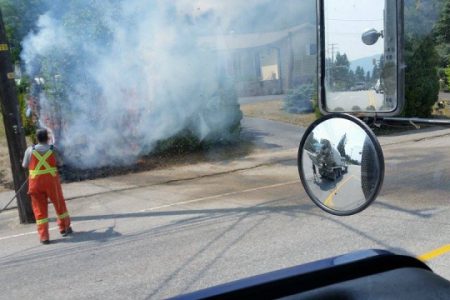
[240,128,283,150]
[373,201,436,218]
[71,204,315,223]
[55,226,122,244]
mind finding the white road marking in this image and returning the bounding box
[0,180,299,241]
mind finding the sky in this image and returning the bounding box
[312,118,367,161]
[324,0,385,60]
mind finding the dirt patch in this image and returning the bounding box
[433,108,450,118]
[0,119,12,192]
[0,134,256,189]
[59,140,254,182]
[240,100,316,127]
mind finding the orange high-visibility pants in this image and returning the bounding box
[29,174,70,241]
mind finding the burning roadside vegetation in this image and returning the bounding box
[59,128,252,183]
[5,0,315,187]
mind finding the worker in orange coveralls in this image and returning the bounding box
[22,128,72,244]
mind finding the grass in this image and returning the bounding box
[240,100,316,128]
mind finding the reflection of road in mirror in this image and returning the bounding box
[322,165,366,211]
[326,90,385,112]
[313,173,339,192]
[304,156,366,211]
[300,117,383,214]
[322,0,398,113]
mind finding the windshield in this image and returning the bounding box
[0,0,449,299]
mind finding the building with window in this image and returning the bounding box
[200,24,317,97]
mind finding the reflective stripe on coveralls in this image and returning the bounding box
[58,212,69,219]
[36,218,49,225]
[29,150,57,178]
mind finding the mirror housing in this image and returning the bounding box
[317,0,404,116]
[297,113,384,215]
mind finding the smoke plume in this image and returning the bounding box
[21,0,314,168]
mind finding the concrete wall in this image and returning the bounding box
[228,27,317,97]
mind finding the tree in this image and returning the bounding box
[403,0,442,116]
[0,0,48,63]
[434,0,450,89]
[331,52,351,90]
[355,66,365,83]
[304,131,319,153]
[404,0,444,38]
[348,69,355,85]
[337,133,347,158]
[446,67,450,88]
[371,61,382,84]
[435,0,450,45]
[404,35,440,117]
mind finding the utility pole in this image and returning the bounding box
[329,43,338,63]
[0,9,34,223]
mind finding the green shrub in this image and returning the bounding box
[445,66,450,91]
[153,129,203,155]
[311,87,322,119]
[283,84,314,114]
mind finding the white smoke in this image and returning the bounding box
[21,0,314,168]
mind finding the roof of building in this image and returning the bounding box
[198,23,315,51]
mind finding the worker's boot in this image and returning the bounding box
[60,227,73,237]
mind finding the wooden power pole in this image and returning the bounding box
[0,9,34,223]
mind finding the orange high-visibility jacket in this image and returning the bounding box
[28,145,58,189]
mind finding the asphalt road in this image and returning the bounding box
[303,164,365,211]
[241,117,305,150]
[326,90,385,111]
[0,119,449,299]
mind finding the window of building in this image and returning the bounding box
[307,43,317,56]
[259,48,280,81]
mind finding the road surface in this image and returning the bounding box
[0,119,449,299]
[326,90,386,111]
[303,164,365,211]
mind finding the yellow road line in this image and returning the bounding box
[324,175,355,207]
[418,244,450,262]
[368,91,376,107]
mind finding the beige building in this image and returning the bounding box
[200,24,317,97]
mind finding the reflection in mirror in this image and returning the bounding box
[323,0,397,112]
[300,116,382,214]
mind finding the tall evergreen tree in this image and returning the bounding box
[355,66,365,82]
[403,0,443,116]
[337,134,347,158]
[332,52,351,90]
[0,0,48,63]
[404,35,440,116]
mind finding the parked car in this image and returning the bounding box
[350,82,367,91]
